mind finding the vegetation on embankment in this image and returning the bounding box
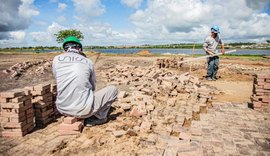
[0,51,268,61]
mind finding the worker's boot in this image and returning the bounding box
[84,116,107,127]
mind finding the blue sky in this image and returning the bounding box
[0,0,270,47]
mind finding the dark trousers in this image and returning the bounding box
[207,56,219,78]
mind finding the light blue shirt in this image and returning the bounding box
[52,52,96,117]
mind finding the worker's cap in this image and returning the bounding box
[63,36,82,50]
[211,25,220,34]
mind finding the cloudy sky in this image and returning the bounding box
[0,0,270,47]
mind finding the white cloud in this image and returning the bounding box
[72,0,105,21]
[30,22,66,43]
[128,0,270,43]
[19,0,39,18]
[121,0,143,9]
[0,31,26,47]
[73,23,138,45]
[10,31,26,41]
[0,0,39,33]
[57,3,67,12]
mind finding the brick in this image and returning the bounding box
[253,102,262,108]
[21,122,34,132]
[146,104,155,111]
[33,93,53,102]
[1,111,26,118]
[33,101,51,109]
[264,84,270,90]
[126,128,137,136]
[262,98,270,103]
[1,116,9,123]
[3,121,26,128]
[257,82,266,86]
[179,132,191,141]
[0,89,25,98]
[130,106,145,118]
[0,97,9,103]
[59,129,81,135]
[63,117,78,124]
[10,116,26,122]
[164,146,178,156]
[118,91,128,98]
[26,108,34,115]
[59,122,83,131]
[256,92,265,96]
[33,83,51,91]
[254,84,264,89]
[112,130,126,137]
[140,121,152,133]
[0,102,24,109]
[119,103,131,111]
[256,74,270,79]
[31,89,50,96]
[35,108,54,118]
[141,88,152,95]
[11,95,31,103]
[1,131,27,137]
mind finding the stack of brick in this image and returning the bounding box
[50,83,60,117]
[156,57,183,69]
[59,117,84,135]
[0,89,35,137]
[30,83,55,127]
[251,74,270,112]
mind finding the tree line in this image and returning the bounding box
[1,29,269,51]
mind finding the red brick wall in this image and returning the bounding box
[251,74,270,112]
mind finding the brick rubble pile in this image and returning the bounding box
[156,57,183,69]
[98,64,220,155]
[2,60,52,79]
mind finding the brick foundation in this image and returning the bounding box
[251,74,270,112]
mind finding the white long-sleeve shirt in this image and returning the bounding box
[52,52,96,117]
[203,35,223,54]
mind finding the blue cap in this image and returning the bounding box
[211,25,220,33]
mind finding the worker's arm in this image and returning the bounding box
[221,44,225,55]
[219,37,225,55]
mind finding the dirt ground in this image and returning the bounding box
[0,52,270,155]
[1,52,269,104]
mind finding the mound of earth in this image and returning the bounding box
[137,50,151,55]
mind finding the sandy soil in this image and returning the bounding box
[0,53,270,104]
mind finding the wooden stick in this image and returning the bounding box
[179,49,237,64]
[189,43,195,73]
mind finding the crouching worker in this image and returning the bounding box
[52,36,118,126]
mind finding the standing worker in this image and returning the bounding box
[203,25,225,81]
[52,36,118,126]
